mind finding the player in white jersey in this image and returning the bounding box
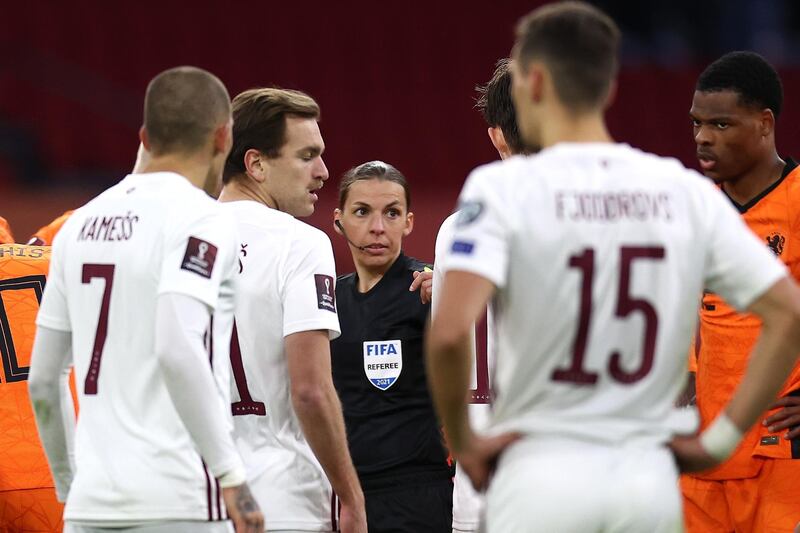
[427,3,800,532]
[28,67,263,533]
[218,88,366,533]
[427,57,531,533]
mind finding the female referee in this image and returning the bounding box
[331,161,453,533]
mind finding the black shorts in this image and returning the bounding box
[362,471,453,533]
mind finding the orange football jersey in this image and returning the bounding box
[28,210,74,246]
[695,159,800,480]
[0,217,14,245]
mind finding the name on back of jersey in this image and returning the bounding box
[363,340,402,391]
[77,212,140,242]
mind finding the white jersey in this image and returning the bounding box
[36,172,239,523]
[433,213,491,532]
[220,200,340,532]
[445,143,787,447]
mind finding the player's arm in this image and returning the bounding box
[28,326,76,502]
[155,293,262,532]
[285,331,366,530]
[672,277,800,471]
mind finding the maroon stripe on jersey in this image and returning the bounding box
[215,478,222,521]
[331,491,338,531]
[208,316,214,368]
[201,458,213,521]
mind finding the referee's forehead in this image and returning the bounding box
[344,179,408,209]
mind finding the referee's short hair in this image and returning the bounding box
[514,1,620,112]
[224,88,320,184]
[143,66,231,156]
[696,51,783,119]
[338,161,411,210]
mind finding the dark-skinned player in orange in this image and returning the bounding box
[681,51,800,533]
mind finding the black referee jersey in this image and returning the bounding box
[330,253,452,484]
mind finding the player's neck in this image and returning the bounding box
[138,154,212,191]
[722,151,785,206]
[218,178,275,208]
[539,108,613,149]
[354,254,399,293]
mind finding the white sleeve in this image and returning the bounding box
[155,292,245,487]
[431,214,456,312]
[282,230,341,339]
[444,169,512,289]
[36,234,71,332]
[158,210,237,310]
[28,326,76,502]
[701,181,788,309]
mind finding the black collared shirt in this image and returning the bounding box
[331,253,450,481]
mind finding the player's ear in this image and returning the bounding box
[404,211,414,237]
[243,149,267,183]
[761,108,776,138]
[529,63,546,104]
[333,208,343,234]
[488,127,511,160]
[212,121,231,156]
[139,126,151,151]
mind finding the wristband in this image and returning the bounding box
[699,413,743,461]
[217,465,247,489]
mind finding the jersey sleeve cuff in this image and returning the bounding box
[284,319,341,340]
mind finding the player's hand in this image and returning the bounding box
[409,269,433,304]
[457,432,521,492]
[222,483,263,533]
[764,395,800,439]
[668,435,719,473]
[338,500,368,533]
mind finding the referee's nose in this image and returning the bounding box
[369,214,385,234]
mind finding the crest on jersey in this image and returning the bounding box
[363,340,402,390]
[181,237,218,279]
[456,201,484,227]
[315,274,336,313]
[766,232,785,256]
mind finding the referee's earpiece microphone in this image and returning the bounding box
[335,220,367,251]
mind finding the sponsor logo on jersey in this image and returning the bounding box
[451,241,474,255]
[363,340,402,390]
[456,201,484,227]
[766,232,785,256]
[315,274,336,312]
[181,237,218,279]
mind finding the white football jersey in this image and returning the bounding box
[445,143,787,447]
[36,172,239,523]
[220,200,340,531]
[433,213,492,532]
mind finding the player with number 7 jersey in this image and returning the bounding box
[29,67,261,532]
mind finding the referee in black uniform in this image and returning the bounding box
[331,161,453,532]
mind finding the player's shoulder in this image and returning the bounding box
[402,254,432,273]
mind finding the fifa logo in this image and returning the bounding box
[324,278,331,294]
[365,343,398,356]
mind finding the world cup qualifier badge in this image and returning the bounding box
[363,340,402,390]
[181,237,218,279]
[315,274,336,313]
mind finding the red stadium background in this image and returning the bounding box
[2,1,800,271]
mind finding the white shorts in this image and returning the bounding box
[485,438,683,533]
[65,521,233,533]
[452,462,484,532]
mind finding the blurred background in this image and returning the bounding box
[2,0,800,270]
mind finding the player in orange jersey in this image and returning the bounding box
[0,217,13,244]
[0,243,69,532]
[681,51,800,532]
[27,211,74,246]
